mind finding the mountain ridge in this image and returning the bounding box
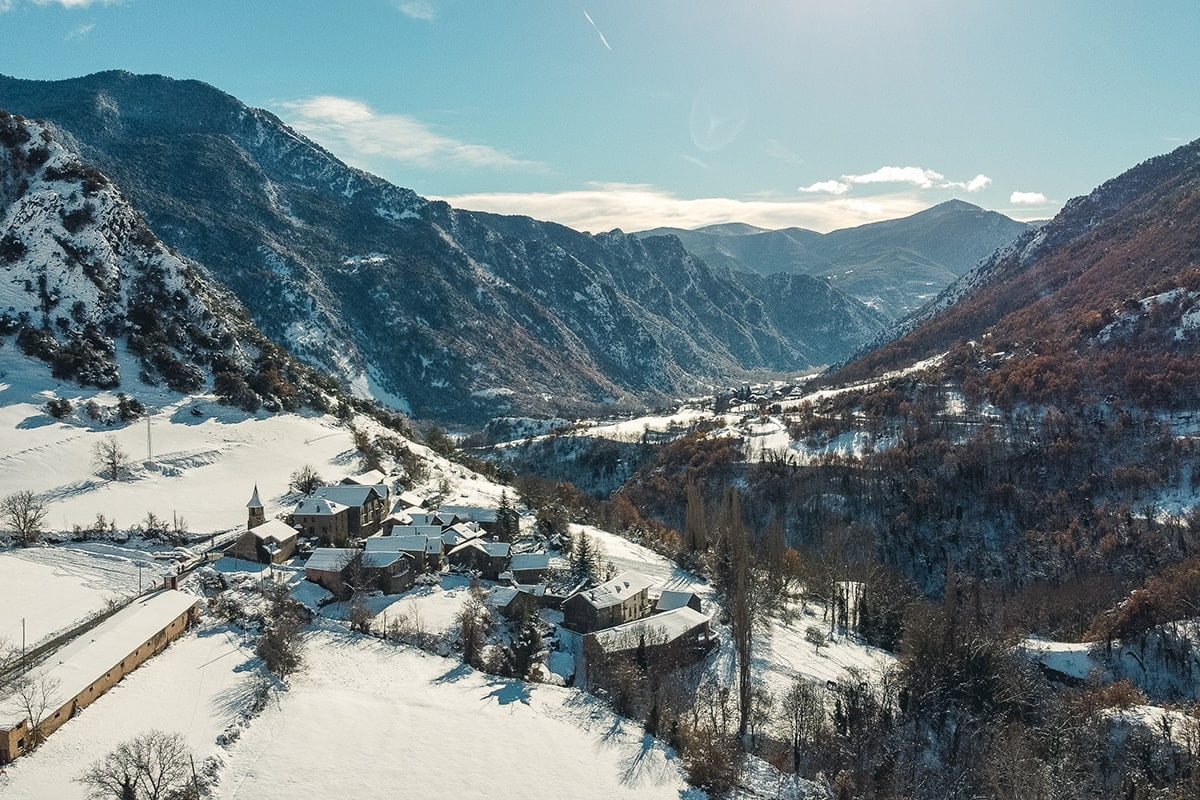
[0,71,886,425]
[637,199,1032,320]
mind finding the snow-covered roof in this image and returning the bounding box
[590,606,709,652]
[362,551,408,570]
[425,538,442,555]
[342,469,387,487]
[510,553,550,572]
[655,590,699,612]
[4,590,199,720]
[249,518,298,543]
[486,587,519,609]
[576,571,653,610]
[305,548,357,572]
[246,485,263,509]
[314,484,387,507]
[293,496,350,517]
[389,524,443,538]
[440,527,479,547]
[394,491,426,509]
[438,504,498,523]
[364,535,429,553]
[448,539,510,559]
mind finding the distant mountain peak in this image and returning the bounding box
[635,201,1030,321]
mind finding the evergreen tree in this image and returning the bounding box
[571,530,603,586]
[496,490,520,540]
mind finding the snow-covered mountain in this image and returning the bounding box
[0,71,885,425]
[0,109,324,410]
[639,200,1032,320]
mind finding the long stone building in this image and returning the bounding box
[0,589,200,764]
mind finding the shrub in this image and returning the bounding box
[45,397,72,419]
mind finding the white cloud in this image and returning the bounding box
[583,9,612,50]
[844,165,945,188]
[432,182,935,234]
[278,95,542,172]
[938,173,993,192]
[396,1,435,20]
[64,21,93,39]
[2,0,116,7]
[1009,190,1048,205]
[965,173,991,192]
[799,165,991,196]
[798,179,850,195]
[33,0,114,6]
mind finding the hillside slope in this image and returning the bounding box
[0,71,885,424]
[836,135,1200,409]
[0,110,325,412]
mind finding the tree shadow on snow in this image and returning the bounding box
[211,672,270,717]
[433,662,472,684]
[15,414,57,429]
[482,679,531,706]
[616,733,674,788]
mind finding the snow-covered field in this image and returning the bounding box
[0,620,259,800]
[0,348,513,540]
[216,629,699,800]
[0,351,358,536]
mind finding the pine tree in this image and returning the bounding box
[496,490,520,541]
[571,530,602,586]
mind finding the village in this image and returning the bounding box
[0,463,714,773]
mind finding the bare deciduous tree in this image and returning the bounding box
[257,583,308,681]
[76,729,196,800]
[92,436,130,482]
[1,489,48,546]
[289,464,324,495]
[457,585,489,668]
[6,674,62,749]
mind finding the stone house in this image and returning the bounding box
[561,571,654,633]
[290,496,350,545]
[364,534,442,573]
[582,606,712,690]
[225,518,298,565]
[509,552,550,584]
[304,548,414,597]
[446,539,511,580]
[311,484,390,538]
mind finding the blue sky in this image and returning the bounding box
[1,0,1197,232]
